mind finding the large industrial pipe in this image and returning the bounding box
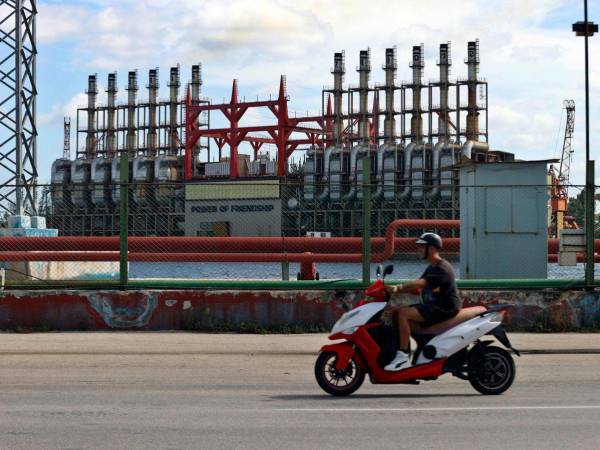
[126,71,138,157]
[460,140,489,159]
[191,64,202,162]
[466,40,480,141]
[85,75,98,157]
[0,220,459,263]
[106,73,117,158]
[318,145,338,201]
[147,68,159,156]
[168,65,180,155]
[0,236,460,253]
[410,44,424,144]
[332,52,345,144]
[343,144,364,201]
[357,49,370,142]
[437,43,451,141]
[373,48,399,201]
[383,47,397,143]
[398,142,419,199]
[3,231,595,262]
[426,140,446,199]
[344,50,371,202]
[371,142,392,200]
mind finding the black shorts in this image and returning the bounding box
[413,303,458,327]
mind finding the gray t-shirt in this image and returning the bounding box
[420,258,462,313]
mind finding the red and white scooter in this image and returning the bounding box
[315,264,519,396]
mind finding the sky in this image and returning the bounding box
[32,0,600,184]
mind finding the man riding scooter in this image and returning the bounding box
[384,232,461,371]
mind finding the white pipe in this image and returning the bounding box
[343,144,366,201]
[318,145,339,201]
[425,141,445,199]
[372,143,394,200]
[398,143,418,199]
[460,140,489,160]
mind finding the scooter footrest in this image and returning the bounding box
[399,380,420,385]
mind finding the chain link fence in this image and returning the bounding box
[0,181,596,286]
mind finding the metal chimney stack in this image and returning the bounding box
[466,40,480,140]
[332,52,345,144]
[106,73,118,158]
[383,48,397,143]
[168,65,180,155]
[63,117,71,160]
[147,68,159,156]
[357,49,371,142]
[437,43,451,142]
[85,75,98,157]
[409,44,424,143]
[191,64,202,160]
[126,70,138,157]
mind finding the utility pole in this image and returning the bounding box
[572,0,598,286]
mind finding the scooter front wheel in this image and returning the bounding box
[315,351,365,396]
[468,346,515,395]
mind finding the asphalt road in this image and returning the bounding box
[0,333,599,450]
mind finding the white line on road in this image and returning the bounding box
[276,405,600,413]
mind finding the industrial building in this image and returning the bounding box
[49,40,514,237]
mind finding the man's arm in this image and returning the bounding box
[388,278,427,295]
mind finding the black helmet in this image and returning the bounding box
[416,232,443,250]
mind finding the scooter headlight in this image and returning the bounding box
[342,326,359,335]
[489,311,505,323]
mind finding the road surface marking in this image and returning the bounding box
[276,405,600,413]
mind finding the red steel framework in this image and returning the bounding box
[185,76,331,180]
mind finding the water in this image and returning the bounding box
[129,261,589,280]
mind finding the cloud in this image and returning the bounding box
[37,4,88,43]
[34,0,600,184]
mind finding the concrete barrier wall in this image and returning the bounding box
[0,289,598,331]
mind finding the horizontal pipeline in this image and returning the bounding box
[1,252,597,263]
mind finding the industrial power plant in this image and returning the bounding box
[48,40,515,237]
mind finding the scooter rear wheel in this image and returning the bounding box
[315,351,365,396]
[468,346,515,395]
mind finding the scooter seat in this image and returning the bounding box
[415,306,488,335]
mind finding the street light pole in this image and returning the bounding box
[573,0,598,286]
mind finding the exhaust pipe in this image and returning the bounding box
[372,143,394,200]
[343,144,366,201]
[398,142,418,199]
[460,140,489,160]
[318,145,339,201]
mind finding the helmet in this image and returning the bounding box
[416,232,443,250]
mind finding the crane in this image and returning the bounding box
[549,100,576,237]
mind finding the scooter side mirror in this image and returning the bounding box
[375,265,382,278]
[383,264,394,277]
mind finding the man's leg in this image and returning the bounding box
[396,306,426,352]
[384,306,426,371]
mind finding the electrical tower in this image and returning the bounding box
[0,0,37,215]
